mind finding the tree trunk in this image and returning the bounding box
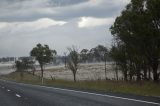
[136,71,141,81]
[136,65,141,81]
[73,73,76,82]
[32,70,35,76]
[148,67,151,80]
[115,64,119,81]
[152,66,158,82]
[129,74,132,81]
[73,70,77,82]
[143,67,147,80]
[105,59,107,80]
[129,71,133,81]
[64,57,67,68]
[123,70,128,81]
[40,64,44,84]
[32,67,35,76]
[115,69,119,81]
[151,61,159,82]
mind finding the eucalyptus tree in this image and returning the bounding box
[110,43,129,81]
[80,49,89,63]
[95,45,108,79]
[15,57,35,79]
[110,0,160,82]
[30,43,57,84]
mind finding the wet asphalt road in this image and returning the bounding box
[0,79,159,106]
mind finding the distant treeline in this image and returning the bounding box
[0,57,15,63]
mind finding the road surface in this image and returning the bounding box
[0,79,159,106]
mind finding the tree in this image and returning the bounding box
[80,49,89,63]
[15,57,35,80]
[21,57,35,71]
[30,43,57,84]
[67,47,79,82]
[91,45,109,79]
[110,43,129,81]
[15,60,24,80]
[110,0,160,82]
[15,60,23,71]
[95,45,108,79]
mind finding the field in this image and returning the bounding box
[1,62,160,97]
[35,62,123,81]
[0,63,14,75]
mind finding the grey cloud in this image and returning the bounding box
[0,18,112,56]
[0,0,128,22]
[48,0,126,19]
[0,0,89,22]
[0,0,88,7]
[0,0,130,57]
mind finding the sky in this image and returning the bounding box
[0,0,130,57]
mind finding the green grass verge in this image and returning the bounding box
[1,71,160,97]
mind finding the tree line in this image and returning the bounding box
[15,44,110,83]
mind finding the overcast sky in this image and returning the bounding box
[0,0,130,57]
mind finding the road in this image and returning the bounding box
[0,79,159,106]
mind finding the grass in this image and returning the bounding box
[1,71,160,97]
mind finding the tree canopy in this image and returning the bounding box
[110,0,160,82]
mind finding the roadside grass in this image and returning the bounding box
[1,71,42,85]
[1,71,160,97]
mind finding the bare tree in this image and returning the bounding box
[67,46,79,82]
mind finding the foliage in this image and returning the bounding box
[80,49,89,63]
[15,57,34,71]
[110,0,160,82]
[80,45,109,63]
[15,57,35,79]
[30,44,56,66]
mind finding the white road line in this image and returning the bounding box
[21,83,160,105]
[40,86,160,105]
[7,89,10,92]
[15,94,21,98]
[1,79,160,105]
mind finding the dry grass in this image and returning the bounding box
[36,63,117,80]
